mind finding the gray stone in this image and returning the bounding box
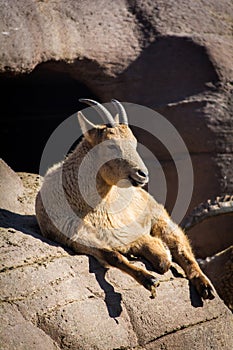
[0,162,233,349]
[0,159,25,214]
[0,303,60,350]
[200,246,233,312]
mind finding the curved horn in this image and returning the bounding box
[79,98,115,127]
[111,99,128,124]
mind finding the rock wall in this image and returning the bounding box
[0,2,232,254]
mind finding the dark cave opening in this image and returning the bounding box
[0,64,97,173]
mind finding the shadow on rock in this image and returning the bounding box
[88,256,123,320]
[0,208,40,235]
[188,281,204,308]
[0,208,68,249]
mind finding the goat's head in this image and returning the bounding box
[78,99,149,188]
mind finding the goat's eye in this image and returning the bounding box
[107,144,117,150]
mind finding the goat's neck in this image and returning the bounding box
[63,139,112,212]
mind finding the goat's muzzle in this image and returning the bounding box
[129,169,149,187]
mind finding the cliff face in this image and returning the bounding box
[1,0,233,74]
[0,159,233,349]
[0,0,232,258]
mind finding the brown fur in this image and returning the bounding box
[36,113,214,300]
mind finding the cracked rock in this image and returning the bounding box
[0,162,233,349]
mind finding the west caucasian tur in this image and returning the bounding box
[36,99,214,300]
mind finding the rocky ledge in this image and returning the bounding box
[0,159,233,350]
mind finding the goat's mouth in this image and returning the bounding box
[128,175,148,187]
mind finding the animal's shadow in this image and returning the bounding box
[0,208,204,321]
[88,257,123,320]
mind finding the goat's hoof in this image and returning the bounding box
[144,276,159,298]
[192,275,215,300]
[150,285,157,299]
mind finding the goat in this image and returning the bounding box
[35,99,214,300]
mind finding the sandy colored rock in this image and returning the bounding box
[0,159,42,216]
[145,315,233,350]
[1,162,233,349]
[0,159,25,214]
[0,304,60,350]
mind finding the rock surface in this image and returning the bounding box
[1,160,233,349]
[200,246,233,312]
[0,1,233,255]
[1,0,233,76]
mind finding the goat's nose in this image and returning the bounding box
[136,169,148,179]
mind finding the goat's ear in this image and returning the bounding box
[77,111,97,142]
[114,113,119,124]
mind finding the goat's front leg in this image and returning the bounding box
[151,214,215,300]
[93,248,159,298]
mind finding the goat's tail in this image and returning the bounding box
[181,195,233,231]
